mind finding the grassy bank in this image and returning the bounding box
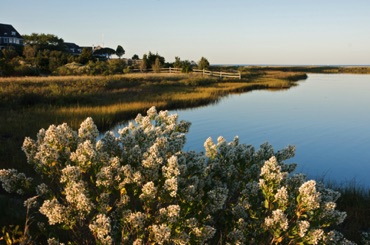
[0,70,304,234]
[1,70,370,243]
[0,71,303,172]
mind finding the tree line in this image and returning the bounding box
[0,33,210,76]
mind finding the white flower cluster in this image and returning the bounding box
[0,106,355,244]
[150,224,171,244]
[159,205,180,223]
[265,209,289,231]
[47,237,65,245]
[126,211,146,229]
[299,180,321,211]
[89,214,112,245]
[0,168,32,195]
[39,199,68,225]
[139,181,157,200]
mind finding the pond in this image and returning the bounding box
[168,74,370,187]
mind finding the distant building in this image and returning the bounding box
[0,23,23,50]
[64,42,82,55]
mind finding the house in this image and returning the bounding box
[0,23,23,50]
[64,42,82,55]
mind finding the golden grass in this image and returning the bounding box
[0,71,304,171]
[0,73,189,83]
[2,70,370,242]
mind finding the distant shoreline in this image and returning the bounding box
[213,64,370,67]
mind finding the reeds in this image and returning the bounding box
[2,70,370,242]
[319,180,370,243]
[0,72,302,171]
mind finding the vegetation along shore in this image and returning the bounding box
[2,33,370,242]
[2,66,370,242]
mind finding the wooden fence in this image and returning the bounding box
[131,67,241,79]
[159,68,241,79]
[193,69,241,79]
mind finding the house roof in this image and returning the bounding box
[0,23,23,39]
[64,42,80,49]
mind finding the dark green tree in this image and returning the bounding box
[48,50,69,73]
[147,51,165,67]
[116,45,125,59]
[35,50,49,73]
[93,47,116,59]
[181,60,193,73]
[174,56,181,68]
[198,57,210,70]
[132,54,139,60]
[79,48,94,65]
[23,33,64,51]
[1,47,19,61]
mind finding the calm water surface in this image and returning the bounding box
[170,74,370,187]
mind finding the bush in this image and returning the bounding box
[0,107,355,244]
[107,59,126,75]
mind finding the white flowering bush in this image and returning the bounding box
[0,106,355,244]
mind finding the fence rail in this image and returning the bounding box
[193,69,241,79]
[131,67,241,79]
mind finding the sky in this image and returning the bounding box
[3,0,370,65]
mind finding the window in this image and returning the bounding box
[3,38,8,43]
[11,31,16,36]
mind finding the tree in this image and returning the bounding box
[140,54,148,72]
[116,45,125,59]
[173,56,181,68]
[21,33,71,73]
[48,50,69,73]
[35,50,49,73]
[198,56,210,70]
[147,51,165,67]
[23,45,37,61]
[23,33,64,51]
[152,57,161,73]
[1,47,19,61]
[93,47,116,60]
[181,60,192,73]
[132,54,139,60]
[79,48,94,65]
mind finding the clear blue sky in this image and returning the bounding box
[3,0,370,65]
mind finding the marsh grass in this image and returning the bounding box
[0,72,302,172]
[0,72,299,174]
[2,71,370,242]
[320,180,370,243]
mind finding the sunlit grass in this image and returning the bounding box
[0,72,302,171]
[2,70,370,242]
